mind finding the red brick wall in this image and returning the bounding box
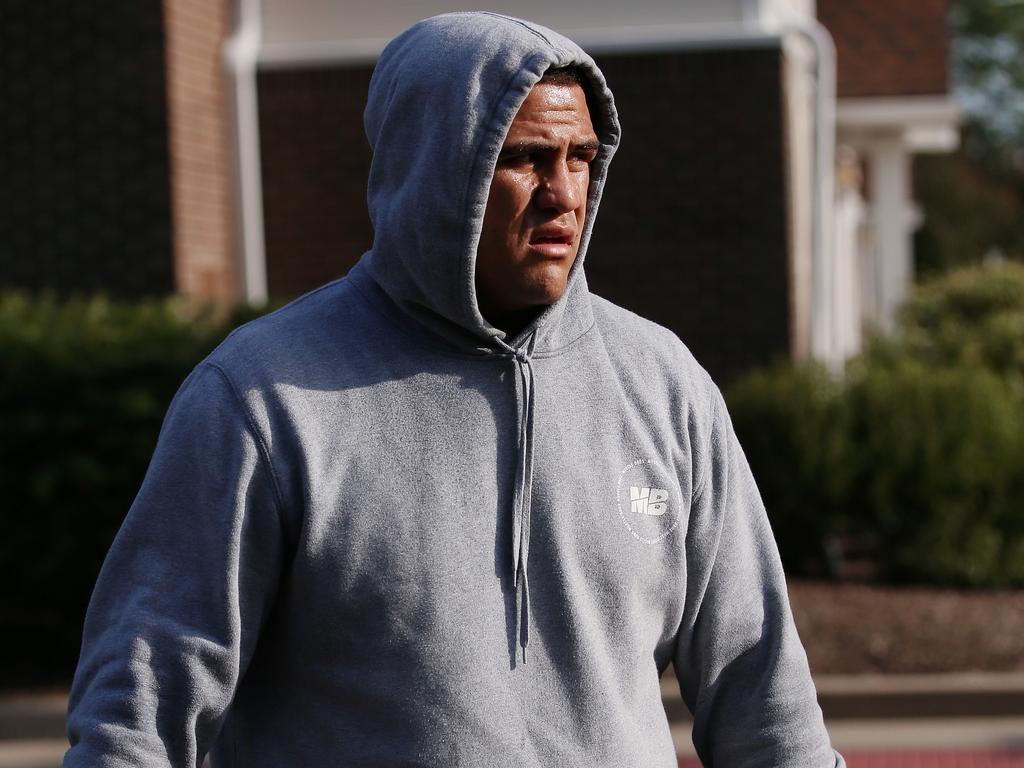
[258,66,374,297]
[163,0,238,301]
[818,0,949,98]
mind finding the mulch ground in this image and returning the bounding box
[788,580,1024,675]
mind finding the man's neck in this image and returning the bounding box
[487,306,544,340]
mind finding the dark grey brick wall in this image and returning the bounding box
[0,1,174,297]
[588,47,792,385]
[258,65,375,298]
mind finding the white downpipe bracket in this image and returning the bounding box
[784,18,837,369]
[224,0,268,305]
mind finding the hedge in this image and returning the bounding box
[873,260,1024,378]
[843,359,1024,586]
[0,293,263,687]
[728,263,1024,588]
[726,362,849,577]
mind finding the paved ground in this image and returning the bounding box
[14,731,1024,767]
[5,673,1024,767]
[6,734,1024,767]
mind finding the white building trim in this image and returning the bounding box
[781,32,814,361]
[258,24,783,69]
[836,95,960,335]
[832,146,867,359]
[864,136,915,332]
[781,18,839,370]
[838,95,961,152]
[224,0,269,305]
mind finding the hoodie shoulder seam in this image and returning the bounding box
[203,361,289,520]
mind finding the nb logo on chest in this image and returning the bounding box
[629,486,669,516]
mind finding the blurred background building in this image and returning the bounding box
[0,0,958,384]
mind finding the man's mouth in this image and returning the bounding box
[528,229,575,257]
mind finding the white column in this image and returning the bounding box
[831,145,865,360]
[864,136,914,332]
[782,32,816,361]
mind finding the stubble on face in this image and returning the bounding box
[475,80,599,331]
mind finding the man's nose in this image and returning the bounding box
[534,161,580,213]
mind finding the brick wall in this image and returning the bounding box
[256,47,791,385]
[163,0,238,301]
[589,48,792,384]
[0,1,174,297]
[818,0,949,98]
[258,66,374,297]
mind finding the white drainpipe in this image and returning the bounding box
[224,0,268,305]
[783,16,838,367]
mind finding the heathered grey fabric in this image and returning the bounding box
[65,12,844,767]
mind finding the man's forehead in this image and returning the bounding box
[503,81,597,142]
[532,80,587,109]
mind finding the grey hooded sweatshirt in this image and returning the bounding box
[66,12,844,768]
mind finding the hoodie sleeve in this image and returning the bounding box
[673,389,844,767]
[64,362,288,768]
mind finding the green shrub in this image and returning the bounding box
[0,293,263,687]
[727,263,1024,588]
[884,261,1024,380]
[726,362,850,577]
[843,358,1024,586]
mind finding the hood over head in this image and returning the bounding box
[362,12,620,351]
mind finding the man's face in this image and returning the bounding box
[475,80,599,327]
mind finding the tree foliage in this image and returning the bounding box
[951,0,1024,156]
[914,0,1024,275]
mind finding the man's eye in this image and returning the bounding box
[499,153,534,168]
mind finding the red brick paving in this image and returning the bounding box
[679,752,1024,767]
[843,753,1024,768]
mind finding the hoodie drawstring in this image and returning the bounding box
[497,333,537,664]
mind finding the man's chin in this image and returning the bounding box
[523,273,572,308]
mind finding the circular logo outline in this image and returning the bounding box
[615,458,681,544]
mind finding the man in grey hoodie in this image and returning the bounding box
[65,12,844,767]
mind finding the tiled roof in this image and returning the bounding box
[817,0,950,98]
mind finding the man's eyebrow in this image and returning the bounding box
[498,139,601,156]
[499,141,554,157]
